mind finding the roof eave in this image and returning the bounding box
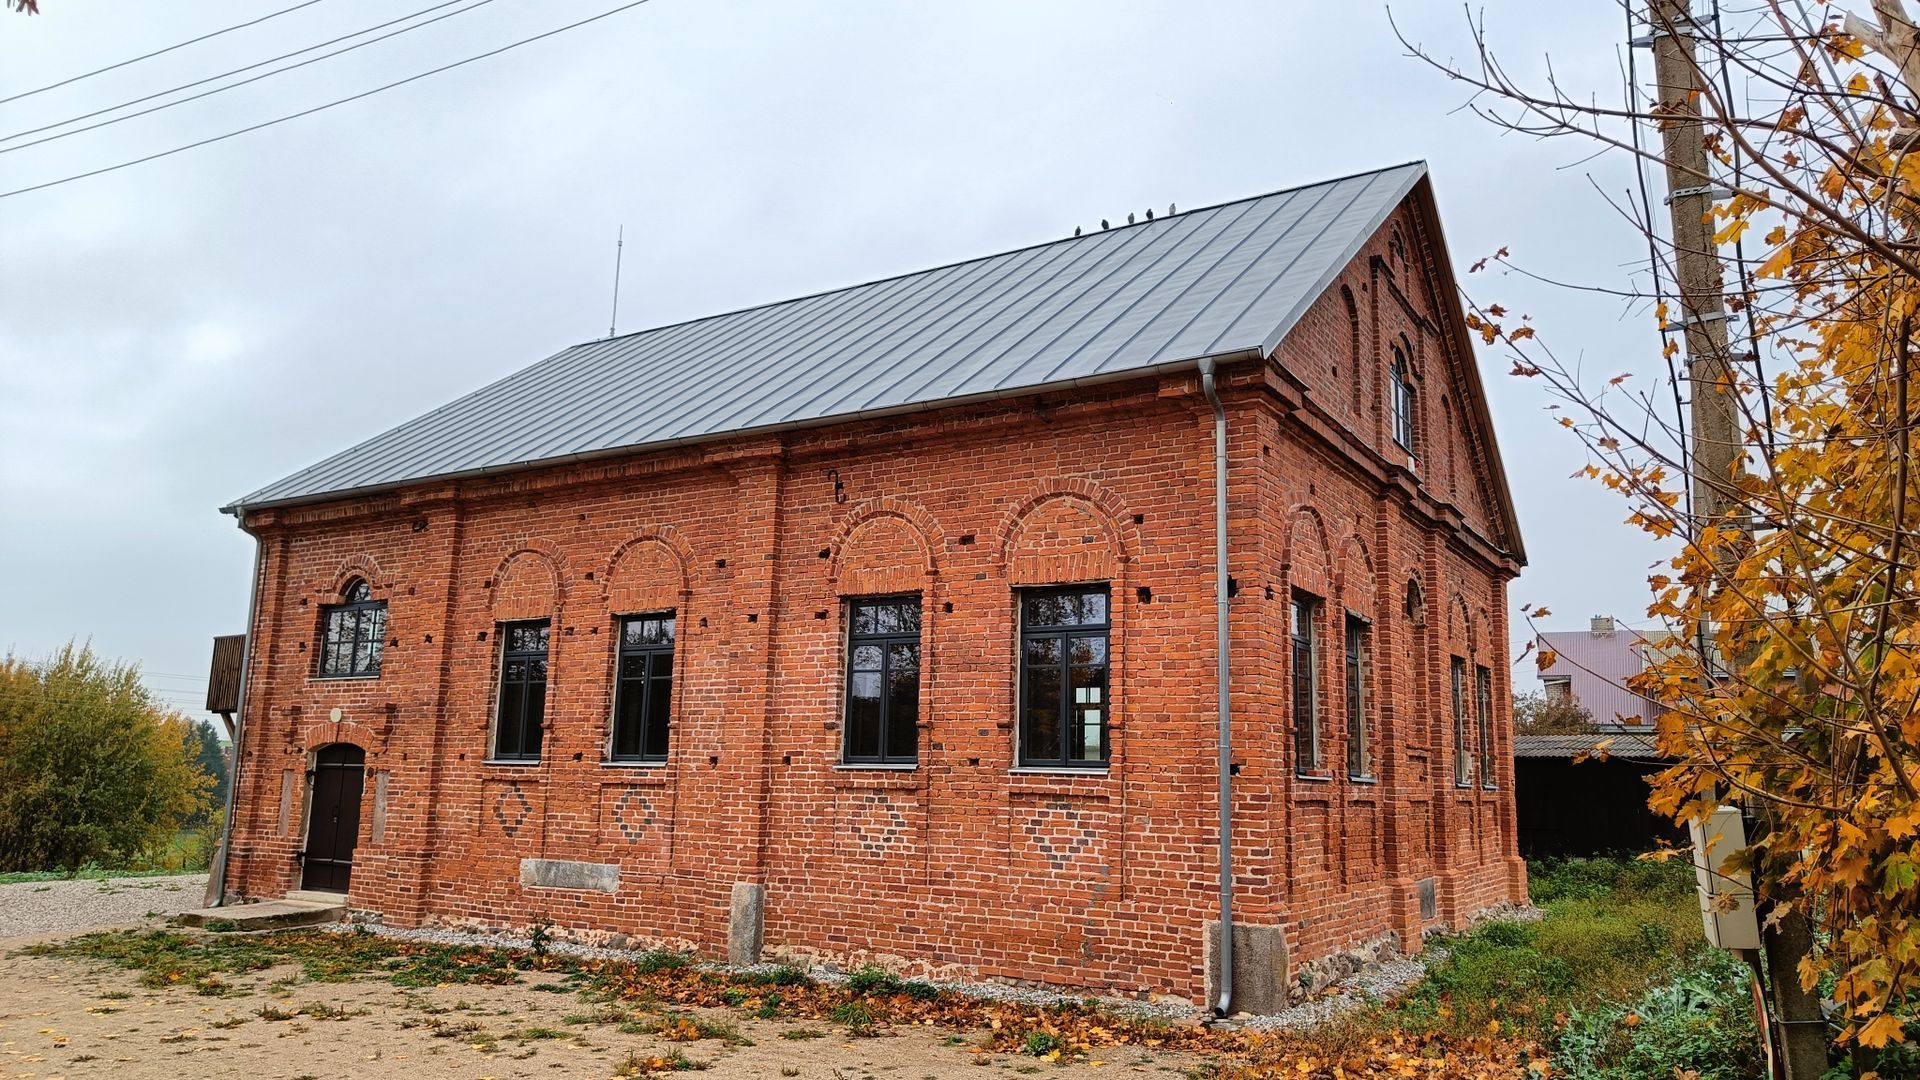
[221,346,1267,518]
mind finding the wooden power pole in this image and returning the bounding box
[1645,2,1828,1077]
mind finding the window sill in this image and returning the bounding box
[602,760,669,769]
[1009,766,1110,776]
[482,758,542,767]
[1347,775,1378,785]
[1294,772,1333,782]
[834,763,918,772]
[311,673,382,682]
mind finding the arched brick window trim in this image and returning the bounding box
[829,496,943,596]
[998,474,1128,572]
[1279,504,1334,597]
[489,540,567,622]
[1446,593,1474,659]
[319,555,388,605]
[602,527,693,613]
[1340,285,1362,418]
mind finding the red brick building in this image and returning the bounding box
[218,162,1526,1011]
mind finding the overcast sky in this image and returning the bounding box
[0,0,1672,718]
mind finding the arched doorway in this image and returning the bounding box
[301,744,365,893]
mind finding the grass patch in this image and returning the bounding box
[829,999,877,1037]
[615,1048,707,1074]
[845,965,901,996]
[632,949,692,974]
[739,965,811,987]
[781,1027,827,1040]
[0,864,205,886]
[648,1011,753,1045]
[26,927,524,996]
[1393,856,1706,1043]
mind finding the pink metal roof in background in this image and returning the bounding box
[1537,617,1673,728]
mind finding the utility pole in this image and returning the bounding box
[1644,3,1827,1077]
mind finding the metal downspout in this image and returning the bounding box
[1199,358,1234,1017]
[207,514,263,907]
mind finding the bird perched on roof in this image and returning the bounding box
[1145,208,1154,221]
[1100,219,1109,230]
[1073,226,1081,237]
[1127,212,1135,224]
[1168,202,1176,215]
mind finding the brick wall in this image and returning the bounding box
[225,198,1525,1004]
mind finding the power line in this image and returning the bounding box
[0,0,331,107]
[0,0,659,201]
[0,0,499,154]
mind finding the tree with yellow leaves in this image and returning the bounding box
[1402,0,1920,1067]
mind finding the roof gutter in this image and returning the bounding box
[222,349,1267,517]
[1199,356,1235,1018]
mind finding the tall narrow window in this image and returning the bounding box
[1345,615,1370,779]
[611,614,674,762]
[1391,344,1416,454]
[1019,586,1110,768]
[844,597,921,765]
[1475,665,1495,789]
[318,577,386,678]
[493,621,549,762]
[1451,656,1472,787]
[1292,593,1322,775]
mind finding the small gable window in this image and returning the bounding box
[1391,344,1417,454]
[318,577,385,678]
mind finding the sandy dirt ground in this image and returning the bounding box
[0,934,1206,1080]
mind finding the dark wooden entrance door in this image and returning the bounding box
[300,744,365,893]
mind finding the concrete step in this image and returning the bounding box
[174,895,346,931]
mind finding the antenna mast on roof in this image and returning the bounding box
[608,225,625,339]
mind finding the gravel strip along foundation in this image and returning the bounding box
[318,920,1448,1029]
[0,873,208,938]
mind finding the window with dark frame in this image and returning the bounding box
[492,620,550,762]
[1292,593,1322,775]
[1391,345,1417,454]
[1451,656,1472,787]
[1475,665,1495,789]
[611,614,675,763]
[844,597,921,765]
[318,577,386,678]
[1019,586,1109,769]
[1345,615,1370,779]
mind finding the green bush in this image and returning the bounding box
[1551,953,1763,1080]
[0,645,213,873]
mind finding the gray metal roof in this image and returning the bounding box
[230,162,1429,511]
[1512,734,1662,759]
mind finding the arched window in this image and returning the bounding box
[1390,342,1416,454]
[319,577,386,678]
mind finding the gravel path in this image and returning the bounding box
[0,873,207,938]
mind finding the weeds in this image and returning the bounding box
[829,1000,877,1037]
[845,965,901,996]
